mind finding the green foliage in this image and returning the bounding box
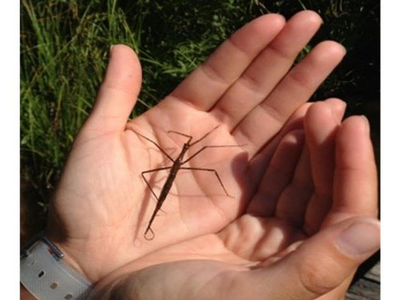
[21,0,379,204]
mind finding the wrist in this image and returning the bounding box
[44,227,97,282]
[46,236,88,280]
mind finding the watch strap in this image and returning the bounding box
[21,234,93,300]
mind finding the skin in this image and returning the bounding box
[21,10,379,300]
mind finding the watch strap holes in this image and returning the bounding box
[50,282,58,289]
[28,259,36,266]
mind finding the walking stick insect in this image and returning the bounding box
[128,125,241,240]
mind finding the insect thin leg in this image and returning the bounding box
[167,130,193,139]
[181,145,244,165]
[144,198,166,241]
[142,166,172,209]
[127,128,175,162]
[142,167,172,213]
[167,130,193,144]
[189,125,220,147]
[180,167,233,198]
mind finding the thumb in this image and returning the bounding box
[83,44,142,134]
[248,217,380,300]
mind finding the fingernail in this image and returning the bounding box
[109,44,116,54]
[337,220,380,257]
[361,115,370,135]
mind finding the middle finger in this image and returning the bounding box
[211,10,322,129]
[232,40,346,158]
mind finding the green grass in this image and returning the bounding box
[21,0,380,208]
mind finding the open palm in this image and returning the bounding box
[85,96,379,300]
[88,96,378,300]
[46,11,378,299]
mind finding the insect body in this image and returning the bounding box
[127,125,238,240]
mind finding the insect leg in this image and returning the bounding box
[167,130,193,144]
[168,125,220,146]
[142,166,172,204]
[189,125,220,147]
[181,145,244,165]
[180,167,233,198]
[142,166,172,240]
[128,128,175,162]
[167,130,192,139]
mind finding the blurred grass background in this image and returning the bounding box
[20,0,380,238]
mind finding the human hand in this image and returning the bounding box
[88,101,379,300]
[46,10,350,284]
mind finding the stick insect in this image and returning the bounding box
[128,125,241,240]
